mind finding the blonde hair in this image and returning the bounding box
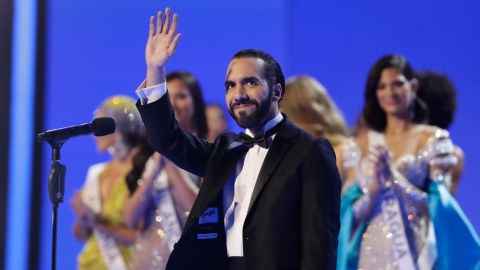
[281,76,349,146]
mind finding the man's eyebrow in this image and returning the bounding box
[225,76,261,86]
[241,76,261,82]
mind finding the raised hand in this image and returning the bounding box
[145,8,181,87]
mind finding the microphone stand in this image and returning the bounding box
[37,117,115,270]
[46,140,66,270]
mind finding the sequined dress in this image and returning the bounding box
[342,129,457,270]
[130,168,200,270]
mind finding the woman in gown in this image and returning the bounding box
[337,55,480,270]
[280,75,350,182]
[70,96,143,270]
[123,71,208,270]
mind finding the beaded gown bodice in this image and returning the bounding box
[342,129,456,270]
[130,168,200,270]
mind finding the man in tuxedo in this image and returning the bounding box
[135,8,341,270]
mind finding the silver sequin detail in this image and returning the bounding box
[342,129,456,269]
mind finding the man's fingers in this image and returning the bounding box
[149,16,155,37]
[163,7,171,34]
[156,11,163,34]
[169,13,178,36]
[168,33,181,55]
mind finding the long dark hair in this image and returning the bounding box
[362,55,428,132]
[126,71,208,194]
[166,71,209,139]
[125,132,155,193]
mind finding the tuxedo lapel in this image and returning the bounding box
[191,135,249,220]
[190,116,299,226]
[247,117,299,213]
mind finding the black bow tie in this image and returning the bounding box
[239,120,283,149]
[239,131,268,148]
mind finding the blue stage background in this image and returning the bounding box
[38,1,480,269]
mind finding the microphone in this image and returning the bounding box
[37,117,116,143]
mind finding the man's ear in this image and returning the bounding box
[272,84,282,102]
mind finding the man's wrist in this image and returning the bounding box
[146,66,166,87]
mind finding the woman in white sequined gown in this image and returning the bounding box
[337,55,480,270]
[123,71,208,270]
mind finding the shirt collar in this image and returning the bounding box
[245,113,284,138]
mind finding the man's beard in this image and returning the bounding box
[228,92,272,129]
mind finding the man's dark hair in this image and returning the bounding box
[415,71,457,129]
[232,49,285,106]
[362,54,428,131]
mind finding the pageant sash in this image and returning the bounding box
[152,169,183,252]
[82,163,129,270]
[368,129,415,269]
[380,188,416,270]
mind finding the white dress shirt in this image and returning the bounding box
[223,113,283,256]
[136,81,284,257]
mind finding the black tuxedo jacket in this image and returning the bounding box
[137,92,341,270]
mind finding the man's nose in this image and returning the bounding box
[233,85,248,101]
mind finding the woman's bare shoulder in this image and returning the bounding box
[415,124,442,148]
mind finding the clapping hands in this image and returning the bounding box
[368,144,395,190]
